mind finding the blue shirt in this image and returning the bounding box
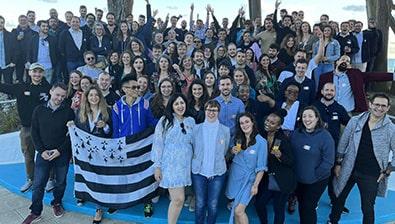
[0,31,5,68]
[37,37,52,69]
[353,32,363,64]
[215,95,245,138]
[333,72,355,112]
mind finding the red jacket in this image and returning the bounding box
[318,68,393,112]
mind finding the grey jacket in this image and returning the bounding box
[192,122,230,176]
[333,112,395,197]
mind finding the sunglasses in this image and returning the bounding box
[123,85,140,90]
[86,57,95,61]
[180,122,186,134]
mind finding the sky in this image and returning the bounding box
[0,0,368,29]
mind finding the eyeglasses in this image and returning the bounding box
[86,57,95,61]
[372,103,388,109]
[180,122,186,134]
[205,109,219,113]
[194,40,201,43]
[123,85,140,90]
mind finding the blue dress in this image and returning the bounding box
[151,116,195,188]
[226,134,268,205]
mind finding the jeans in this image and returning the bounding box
[192,173,226,224]
[313,63,334,92]
[255,180,289,224]
[296,178,329,224]
[30,152,70,215]
[43,68,54,84]
[329,171,378,224]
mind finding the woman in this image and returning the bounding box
[90,22,112,64]
[80,76,93,93]
[232,68,256,99]
[203,71,218,99]
[280,84,301,135]
[151,55,182,92]
[138,75,153,101]
[226,112,267,224]
[192,100,230,224]
[166,42,179,63]
[214,45,228,68]
[69,86,112,223]
[173,56,197,95]
[120,51,133,79]
[254,110,296,224]
[312,25,340,90]
[131,55,147,78]
[105,51,122,91]
[151,93,196,224]
[187,79,209,124]
[130,38,146,58]
[296,21,316,60]
[150,78,174,119]
[245,48,257,72]
[278,34,296,65]
[203,46,215,69]
[114,20,131,53]
[255,54,278,97]
[66,70,83,107]
[290,106,335,224]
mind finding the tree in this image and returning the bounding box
[366,0,395,93]
[248,0,262,21]
[107,0,134,23]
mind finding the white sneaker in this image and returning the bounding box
[45,179,56,192]
[20,179,33,192]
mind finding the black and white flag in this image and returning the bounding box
[69,126,159,209]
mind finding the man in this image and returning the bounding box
[22,83,74,224]
[0,15,15,84]
[59,16,88,80]
[273,0,296,44]
[231,50,256,87]
[277,49,307,82]
[335,22,359,58]
[112,75,157,216]
[64,11,74,28]
[77,51,102,80]
[0,63,51,192]
[279,59,315,108]
[163,16,184,42]
[27,20,58,84]
[313,82,350,212]
[27,11,39,32]
[267,43,286,77]
[352,21,371,72]
[320,14,329,25]
[95,8,105,25]
[104,13,118,40]
[254,18,277,54]
[366,18,383,72]
[192,50,207,78]
[97,72,120,106]
[12,15,37,83]
[79,5,88,27]
[329,93,395,224]
[215,75,245,139]
[318,55,395,113]
[226,42,237,66]
[81,13,96,39]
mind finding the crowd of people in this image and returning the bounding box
[0,0,395,223]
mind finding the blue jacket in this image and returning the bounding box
[312,39,341,63]
[290,128,335,184]
[112,96,157,138]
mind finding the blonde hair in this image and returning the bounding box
[79,86,109,124]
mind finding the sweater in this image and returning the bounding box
[291,128,335,184]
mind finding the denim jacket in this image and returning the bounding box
[312,39,341,63]
[192,123,230,176]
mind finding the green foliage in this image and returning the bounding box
[0,102,20,134]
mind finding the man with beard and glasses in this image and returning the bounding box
[313,83,350,213]
[318,55,395,113]
[267,43,286,77]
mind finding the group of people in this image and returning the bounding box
[0,0,395,224]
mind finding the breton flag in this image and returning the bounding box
[69,126,159,209]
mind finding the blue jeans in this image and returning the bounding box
[192,173,225,224]
[30,152,70,215]
[255,181,289,224]
[313,63,334,92]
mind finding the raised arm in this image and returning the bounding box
[189,3,195,31]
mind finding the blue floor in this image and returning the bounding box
[0,163,394,223]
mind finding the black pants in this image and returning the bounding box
[255,181,289,224]
[295,178,329,224]
[0,67,14,84]
[329,171,378,224]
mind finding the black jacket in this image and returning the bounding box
[11,27,37,60]
[31,102,75,155]
[262,130,296,193]
[366,28,383,58]
[1,29,15,65]
[0,80,51,127]
[90,35,112,57]
[28,33,58,67]
[335,32,359,57]
[58,29,89,62]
